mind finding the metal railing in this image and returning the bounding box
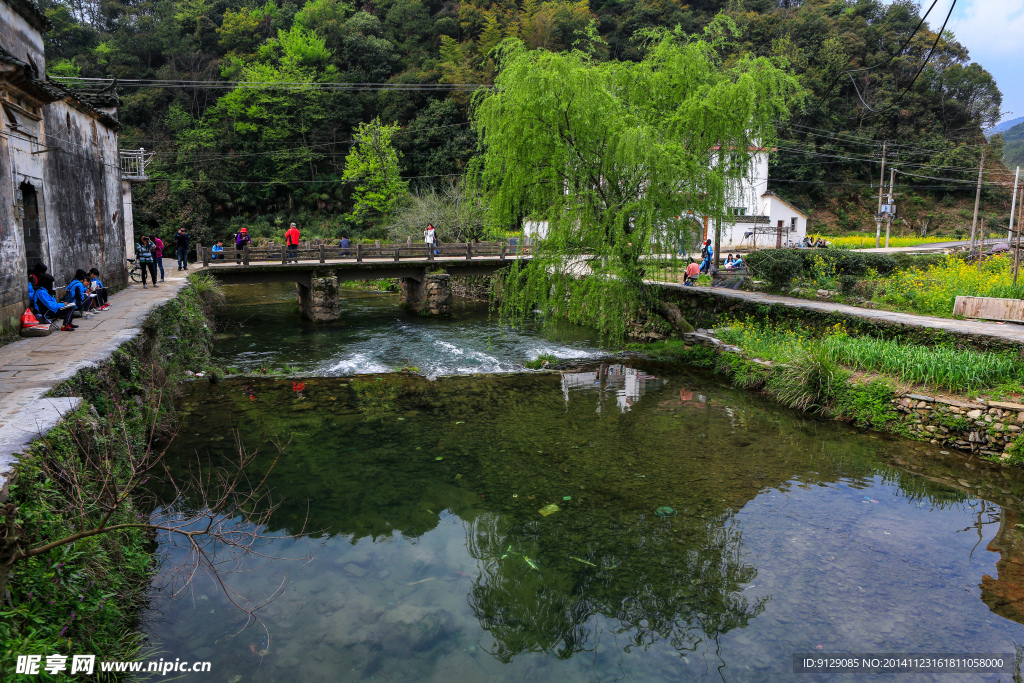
[120,148,154,180]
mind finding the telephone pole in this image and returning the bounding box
[884,166,895,248]
[969,147,985,271]
[875,142,887,248]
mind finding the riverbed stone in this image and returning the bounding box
[967,409,983,419]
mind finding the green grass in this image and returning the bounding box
[525,353,557,369]
[716,320,1024,393]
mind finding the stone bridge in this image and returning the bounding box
[201,242,530,321]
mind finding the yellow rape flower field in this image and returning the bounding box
[874,254,1024,318]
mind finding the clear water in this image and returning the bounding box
[137,285,1024,681]
[211,282,606,377]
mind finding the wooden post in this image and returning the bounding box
[466,242,472,260]
[428,242,434,261]
[394,245,401,262]
[202,246,209,267]
[319,244,325,263]
[243,245,250,266]
[356,243,363,263]
[500,243,506,260]
[281,245,287,264]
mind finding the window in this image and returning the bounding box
[790,217,798,231]
[728,207,747,216]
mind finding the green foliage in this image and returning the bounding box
[475,21,802,339]
[343,117,409,222]
[1,414,152,675]
[716,319,1024,393]
[833,379,904,432]
[524,353,557,369]
[1002,122,1024,169]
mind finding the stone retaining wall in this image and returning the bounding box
[896,394,1024,460]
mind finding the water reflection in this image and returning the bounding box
[141,366,1024,681]
[560,364,665,412]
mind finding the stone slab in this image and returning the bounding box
[987,401,1024,412]
[0,396,82,502]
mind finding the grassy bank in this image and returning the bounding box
[715,320,1024,395]
[0,274,222,674]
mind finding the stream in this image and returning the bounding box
[136,283,1024,682]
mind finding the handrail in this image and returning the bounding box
[201,241,532,267]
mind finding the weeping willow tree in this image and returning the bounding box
[473,17,803,340]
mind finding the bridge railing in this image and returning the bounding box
[201,241,532,266]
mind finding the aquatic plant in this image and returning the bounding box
[524,353,557,369]
[765,346,847,412]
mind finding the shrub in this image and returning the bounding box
[747,250,803,290]
[765,346,848,412]
[838,274,859,295]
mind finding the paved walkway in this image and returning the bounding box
[0,261,190,499]
[653,281,1024,346]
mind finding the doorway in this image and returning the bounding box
[20,182,44,270]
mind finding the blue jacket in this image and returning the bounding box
[65,279,87,308]
[35,287,65,314]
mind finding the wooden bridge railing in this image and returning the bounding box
[201,240,533,267]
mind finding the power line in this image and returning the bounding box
[53,76,493,92]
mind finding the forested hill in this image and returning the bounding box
[39,0,1009,243]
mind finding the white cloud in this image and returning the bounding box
[947,0,1024,120]
[948,0,1024,59]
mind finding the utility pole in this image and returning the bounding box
[969,147,985,271]
[876,142,886,248]
[1015,186,1023,285]
[884,166,896,248]
[1009,166,1020,240]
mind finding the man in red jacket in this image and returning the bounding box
[285,222,300,263]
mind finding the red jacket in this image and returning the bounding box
[285,227,300,246]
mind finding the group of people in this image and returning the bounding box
[683,241,745,286]
[135,227,191,287]
[26,263,110,332]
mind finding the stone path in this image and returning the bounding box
[652,281,1024,346]
[0,261,190,499]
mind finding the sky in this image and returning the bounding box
[947,0,1024,125]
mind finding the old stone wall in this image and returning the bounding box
[896,395,1024,460]
[0,1,46,73]
[41,101,127,290]
[297,276,339,322]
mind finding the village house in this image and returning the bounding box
[719,147,809,250]
[0,0,138,333]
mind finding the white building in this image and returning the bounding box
[720,149,809,250]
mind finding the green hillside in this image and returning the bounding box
[1003,122,1024,170]
[40,0,1012,242]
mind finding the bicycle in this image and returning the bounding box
[128,258,142,284]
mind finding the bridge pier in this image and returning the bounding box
[400,274,452,315]
[297,274,340,322]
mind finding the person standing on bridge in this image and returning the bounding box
[286,222,301,263]
[235,227,250,264]
[425,223,437,256]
